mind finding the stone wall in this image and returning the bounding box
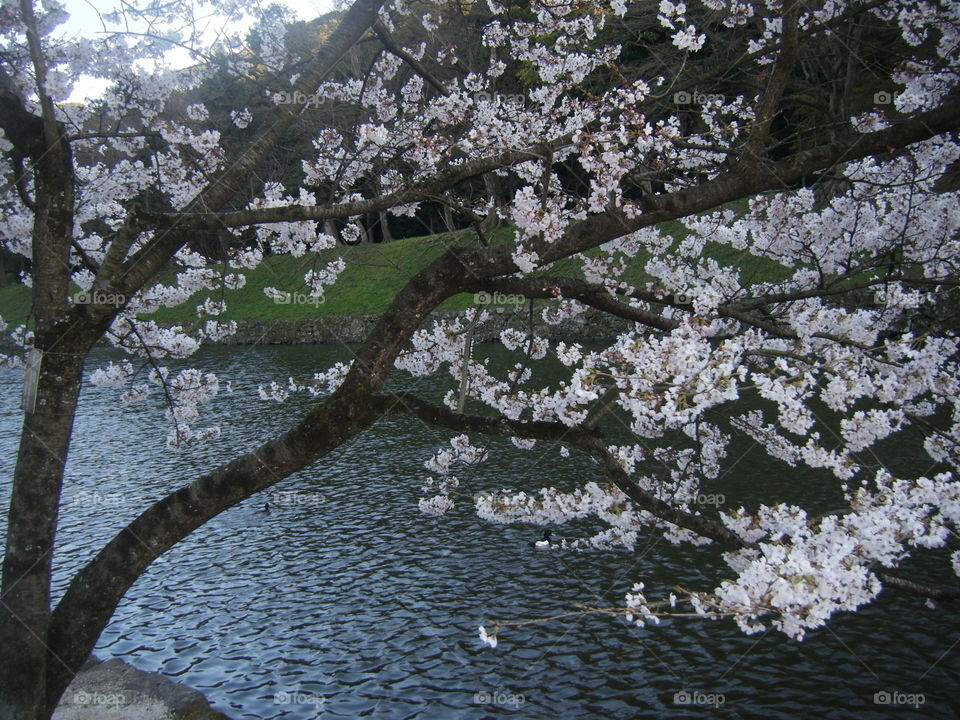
[218,307,633,345]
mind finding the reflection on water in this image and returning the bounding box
[0,344,958,718]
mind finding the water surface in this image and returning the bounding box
[0,344,957,718]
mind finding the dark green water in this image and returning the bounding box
[1,344,957,718]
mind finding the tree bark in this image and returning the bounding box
[43,382,389,715]
[378,210,393,242]
[0,346,86,720]
[0,48,81,712]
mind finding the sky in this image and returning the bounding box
[61,0,336,34]
[58,0,336,101]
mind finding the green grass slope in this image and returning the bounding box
[0,220,790,329]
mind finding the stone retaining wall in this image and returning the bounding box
[216,307,632,345]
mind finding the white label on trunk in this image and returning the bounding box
[21,348,42,414]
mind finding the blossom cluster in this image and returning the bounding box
[0,0,957,647]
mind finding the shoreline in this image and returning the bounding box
[208,307,633,345]
[0,308,634,353]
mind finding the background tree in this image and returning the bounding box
[0,0,958,718]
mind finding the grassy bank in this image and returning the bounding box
[0,221,789,329]
[0,284,30,328]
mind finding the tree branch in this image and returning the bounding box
[43,243,467,710]
[391,394,960,606]
[877,573,960,602]
[737,0,800,165]
[387,392,749,548]
[473,99,960,281]
[144,99,959,288]
[143,141,558,229]
[461,276,680,332]
[373,19,447,94]
[100,0,387,303]
[45,383,397,713]
[0,67,45,158]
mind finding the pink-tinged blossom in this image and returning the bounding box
[230,108,252,128]
[672,25,706,51]
[511,247,539,273]
[419,495,455,516]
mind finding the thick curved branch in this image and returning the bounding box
[44,384,396,714]
[43,246,467,712]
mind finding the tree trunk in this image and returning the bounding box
[324,219,340,243]
[0,63,80,715]
[378,210,392,242]
[0,347,85,720]
[482,174,503,229]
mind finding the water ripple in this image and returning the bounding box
[0,345,958,719]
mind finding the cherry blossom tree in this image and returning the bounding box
[1,0,959,717]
